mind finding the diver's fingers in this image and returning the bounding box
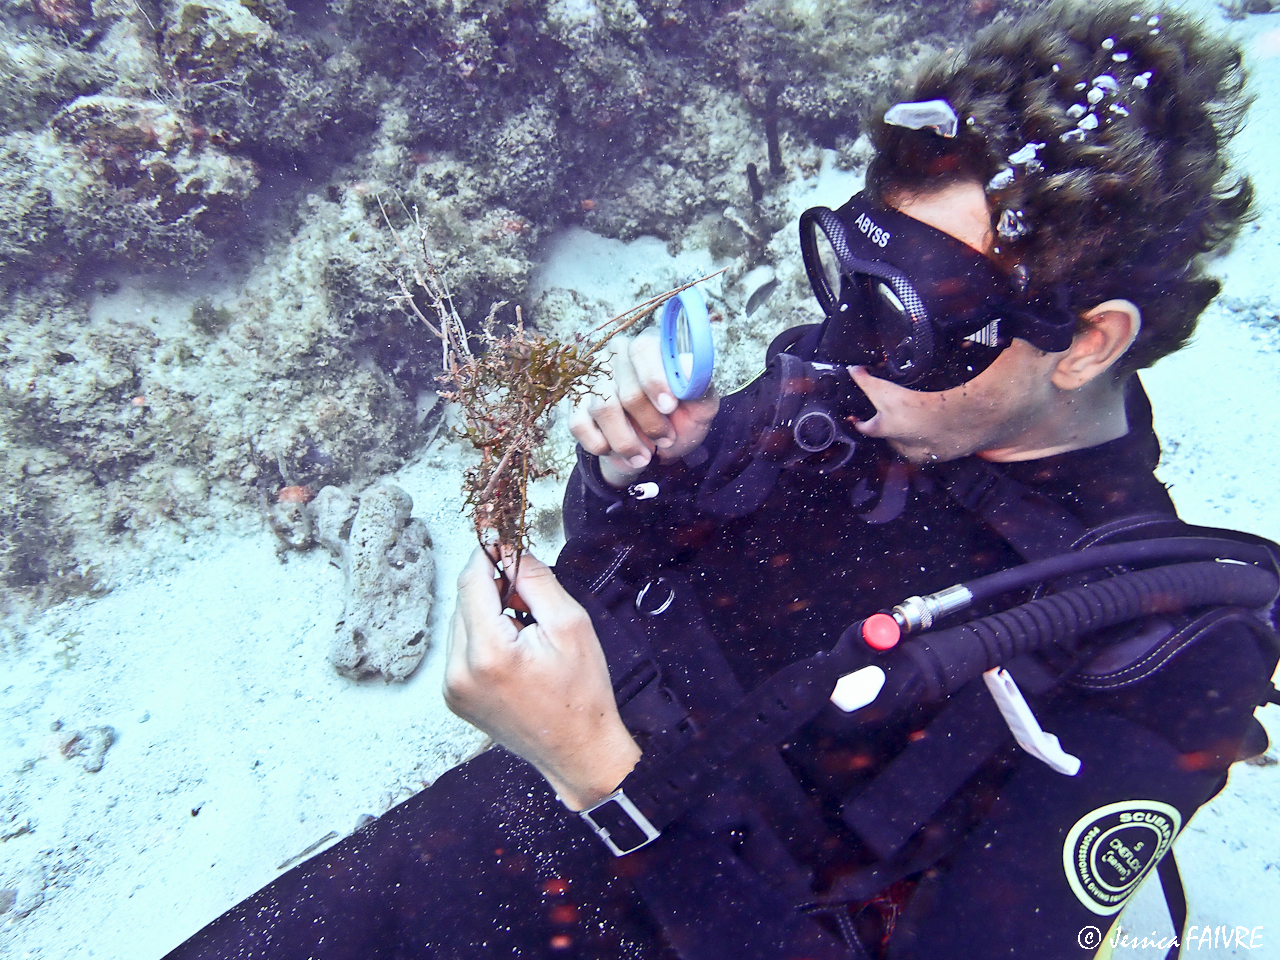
[629,328,683,412]
[567,399,612,456]
[446,547,515,702]
[505,552,594,642]
[569,379,655,469]
[567,356,625,455]
[614,333,675,447]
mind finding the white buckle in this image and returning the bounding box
[830,665,886,713]
[629,481,660,500]
[983,667,1081,776]
[579,789,662,857]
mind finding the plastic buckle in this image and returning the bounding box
[982,667,1081,776]
[579,789,661,857]
[629,481,660,500]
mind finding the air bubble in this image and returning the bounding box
[1133,71,1152,89]
[1078,114,1099,131]
[1102,37,1116,50]
[997,209,1031,240]
[1112,52,1129,62]
[987,168,1016,191]
[884,99,959,138]
[1087,87,1104,104]
[1068,104,1087,119]
[1007,142,1045,165]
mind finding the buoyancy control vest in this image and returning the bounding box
[555,330,1280,960]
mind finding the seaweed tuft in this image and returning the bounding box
[381,198,721,580]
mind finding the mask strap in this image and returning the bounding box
[1004,285,1078,352]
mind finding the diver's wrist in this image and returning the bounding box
[551,733,643,812]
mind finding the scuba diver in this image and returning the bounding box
[166,2,1279,958]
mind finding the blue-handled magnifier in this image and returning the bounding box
[660,286,714,400]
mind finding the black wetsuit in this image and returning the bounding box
[166,380,1275,960]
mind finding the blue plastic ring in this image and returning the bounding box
[660,286,714,400]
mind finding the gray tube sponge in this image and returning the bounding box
[313,484,435,682]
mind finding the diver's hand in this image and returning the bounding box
[445,547,641,811]
[569,328,720,488]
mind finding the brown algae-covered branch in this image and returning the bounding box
[383,210,722,560]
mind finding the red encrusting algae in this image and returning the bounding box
[276,485,315,505]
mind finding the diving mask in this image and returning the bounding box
[799,191,1078,391]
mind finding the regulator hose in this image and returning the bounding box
[903,560,1279,700]
[961,536,1276,607]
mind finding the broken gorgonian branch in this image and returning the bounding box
[381,198,724,578]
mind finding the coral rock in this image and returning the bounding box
[313,484,434,682]
[58,725,116,772]
[163,0,276,82]
[3,864,46,918]
[34,0,92,27]
[45,94,257,263]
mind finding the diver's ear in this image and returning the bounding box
[1051,299,1141,390]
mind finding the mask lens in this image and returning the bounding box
[867,278,926,379]
[872,281,906,320]
[808,224,847,317]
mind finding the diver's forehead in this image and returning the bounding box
[886,181,994,258]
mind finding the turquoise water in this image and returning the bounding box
[1,1,1277,957]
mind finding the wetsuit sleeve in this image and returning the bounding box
[561,444,630,537]
[559,450,715,554]
[162,743,856,960]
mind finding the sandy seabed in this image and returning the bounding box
[4,4,1280,959]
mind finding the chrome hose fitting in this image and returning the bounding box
[892,584,974,634]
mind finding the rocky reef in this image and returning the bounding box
[0,0,1033,610]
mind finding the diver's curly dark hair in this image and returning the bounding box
[865,0,1253,373]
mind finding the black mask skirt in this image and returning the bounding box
[799,191,1078,391]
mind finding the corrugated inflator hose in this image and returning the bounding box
[902,560,1279,700]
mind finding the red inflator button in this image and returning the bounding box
[861,613,901,651]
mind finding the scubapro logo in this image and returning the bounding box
[853,212,891,248]
[1062,800,1182,916]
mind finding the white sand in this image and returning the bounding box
[4,5,1280,959]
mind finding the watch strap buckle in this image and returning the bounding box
[579,789,661,856]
